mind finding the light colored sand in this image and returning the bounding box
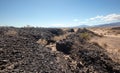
[88,28,120,63]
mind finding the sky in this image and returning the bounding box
[0,0,120,27]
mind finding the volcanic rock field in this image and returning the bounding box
[0,27,120,73]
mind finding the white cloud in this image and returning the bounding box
[103,14,120,21]
[79,13,120,26]
[89,15,103,20]
[89,14,120,22]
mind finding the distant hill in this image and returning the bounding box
[73,25,90,28]
[94,22,120,27]
[73,22,120,28]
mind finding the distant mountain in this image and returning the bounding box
[71,22,120,28]
[94,22,120,27]
[74,25,90,28]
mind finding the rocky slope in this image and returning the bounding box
[0,27,120,73]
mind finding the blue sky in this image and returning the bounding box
[0,0,120,27]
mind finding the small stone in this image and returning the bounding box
[7,64,15,70]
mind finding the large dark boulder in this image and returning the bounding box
[77,28,100,37]
[56,40,73,54]
[66,29,74,32]
[47,28,64,36]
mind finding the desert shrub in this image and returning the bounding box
[36,39,48,45]
[104,43,108,48]
[79,32,90,40]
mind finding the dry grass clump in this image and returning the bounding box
[53,35,66,41]
[79,32,90,40]
[36,39,48,45]
[5,30,18,36]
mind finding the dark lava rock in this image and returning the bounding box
[47,28,64,36]
[0,27,120,73]
[56,39,73,54]
[66,29,74,32]
[77,28,101,37]
[56,30,120,73]
[0,27,71,73]
[77,43,120,73]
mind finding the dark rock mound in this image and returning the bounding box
[47,28,64,36]
[56,32,120,73]
[77,28,101,37]
[56,39,73,54]
[18,28,54,40]
[77,43,120,73]
[0,28,71,73]
[111,27,120,30]
[66,29,75,32]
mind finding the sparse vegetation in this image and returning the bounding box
[5,30,18,36]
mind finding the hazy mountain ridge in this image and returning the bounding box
[72,22,120,28]
[94,22,120,27]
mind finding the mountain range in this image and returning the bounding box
[76,22,120,28]
[95,22,120,27]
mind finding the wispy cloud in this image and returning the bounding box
[89,14,120,22]
[89,15,103,21]
[74,13,120,26]
[103,14,120,21]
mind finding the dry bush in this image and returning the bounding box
[103,43,108,48]
[5,30,17,36]
[53,35,66,41]
[79,32,90,40]
[36,39,48,45]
